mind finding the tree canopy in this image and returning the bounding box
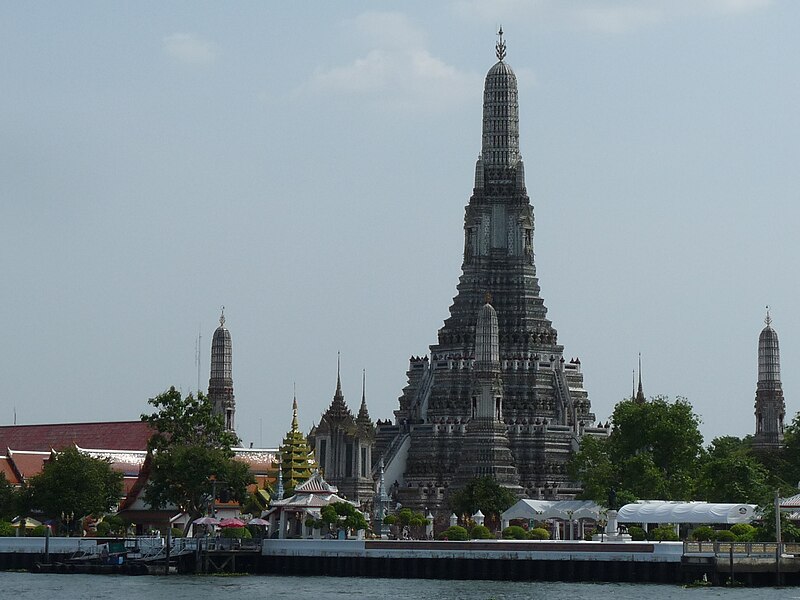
[449,476,517,522]
[141,387,253,532]
[26,446,122,528]
[569,396,704,504]
[320,501,368,533]
[695,436,772,503]
[0,473,18,521]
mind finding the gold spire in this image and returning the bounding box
[291,383,299,431]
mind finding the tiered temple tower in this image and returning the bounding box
[753,308,786,450]
[453,297,523,493]
[208,308,235,434]
[278,393,316,497]
[309,358,375,506]
[389,31,604,513]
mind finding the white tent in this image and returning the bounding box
[616,501,756,525]
[501,499,603,530]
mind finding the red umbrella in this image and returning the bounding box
[218,518,246,528]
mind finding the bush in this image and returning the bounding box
[383,514,398,525]
[0,521,15,537]
[730,523,756,541]
[170,527,184,538]
[221,527,252,539]
[437,525,469,541]
[502,525,528,540]
[527,528,550,540]
[715,529,736,542]
[649,525,679,541]
[96,521,111,537]
[627,526,647,541]
[691,526,716,542]
[470,525,493,539]
[28,525,48,537]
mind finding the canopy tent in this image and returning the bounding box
[501,500,603,527]
[616,501,756,525]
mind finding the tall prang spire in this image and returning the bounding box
[394,31,597,513]
[481,29,519,173]
[208,306,235,434]
[754,306,785,449]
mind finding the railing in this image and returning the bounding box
[683,541,800,557]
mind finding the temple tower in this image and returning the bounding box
[309,357,375,506]
[391,31,603,513]
[208,308,235,433]
[753,308,786,449]
[453,297,522,492]
[278,392,316,497]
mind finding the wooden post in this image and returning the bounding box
[729,544,734,585]
[165,528,171,576]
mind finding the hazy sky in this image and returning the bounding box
[2,1,798,451]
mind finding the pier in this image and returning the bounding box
[2,537,800,585]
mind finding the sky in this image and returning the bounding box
[2,1,799,451]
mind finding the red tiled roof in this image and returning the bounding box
[0,421,153,452]
[0,457,20,485]
[7,450,50,479]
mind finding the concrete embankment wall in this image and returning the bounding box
[0,538,84,571]
[258,539,687,583]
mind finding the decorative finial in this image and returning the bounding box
[484,291,493,305]
[496,27,506,61]
[219,306,225,327]
[362,369,366,402]
[765,305,772,327]
[335,351,342,395]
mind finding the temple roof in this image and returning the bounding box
[0,421,153,452]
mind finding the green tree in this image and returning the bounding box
[141,387,253,534]
[449,477,517,526]
[320,501,368,535]
[26,447,122,532]
[569,396,704,504]
[696,436,771,503]
[0,473,18,521]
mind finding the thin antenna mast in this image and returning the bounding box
[197,326,202,394]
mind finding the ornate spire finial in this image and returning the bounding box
[635,353,646,404]
[765,305,772,327]
[336,352,342,396]
[496,26,506,61]
[362,369,366,403]
[219,306,225,327]
[292,382,299,425]
[276,451,284,500]
[484,291,493,305]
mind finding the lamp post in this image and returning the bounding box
[61,511,75,537]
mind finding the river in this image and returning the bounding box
[2,573,798,599]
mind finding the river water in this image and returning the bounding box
[2,573,799,599]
